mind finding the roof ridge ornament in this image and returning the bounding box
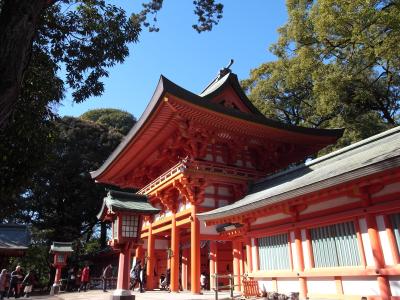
[217,59,234,81]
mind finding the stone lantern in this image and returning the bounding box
[49,242,73,295]
[98,190,159,300]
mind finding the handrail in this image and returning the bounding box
[210,273,246,300]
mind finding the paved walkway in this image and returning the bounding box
[20,290,242,300]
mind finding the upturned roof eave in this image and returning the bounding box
[91,74,344,182]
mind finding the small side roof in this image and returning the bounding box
[198,126,400,222]
[97,190,160,220]
[50,242,74,253]
[0,224,30,251]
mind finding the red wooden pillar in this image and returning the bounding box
[135,245,144,262]
[146,221,155,290]
[191,206,201,294]
[245,237,253,273]
[182,247,189,290]
[171,213,180,292]
[366,214,391,299]
[209,241,217,290]
[232,240,241,292]
[54,266,62,284]
[117,247,132,290]
[294,229,307,299]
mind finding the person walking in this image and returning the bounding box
[21,271,34,298]
[7,266,23,298]
[102,264,113,292]
[130,260,143,292]
[78,266,90,292]
[0,269,7,300]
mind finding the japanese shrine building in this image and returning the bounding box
[91,68,400,299]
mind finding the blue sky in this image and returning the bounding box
[58,1,287,120]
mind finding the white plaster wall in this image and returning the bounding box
[277,278,299,294]
[258,280,273,293]
[165,210,172,217]
[154,239,169,250]
[186,202,192,208]
[178,202,186,212]
[359,218,375,266]
[301,196,359,215]
[374,182,400,197]
[218,187,231,196]
[252,213,287,226]
[200,222,218,235]
[342,277,379,296]
[204,153,213,161]
[290,231,299,270]
[307,277,336,295]
[205,186,215,193]
[202,197,215,207]
[216,155,224,163]
[251,238,258,271]
[236,160,243,167]
[389,276,400,296]
[301,229,311,269]
[376,215,395,265]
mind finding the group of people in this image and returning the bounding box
[0,266,36,299]
[65,265,91,292]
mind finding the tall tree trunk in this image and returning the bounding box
[100,222,108,248]
[0,0,48,129]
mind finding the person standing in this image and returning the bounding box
[78,266,90,292]
[7,266,23,298]
[0,269,7,300]
[102,264,112,292]
[130,260,142,292]
[22,270,34,298]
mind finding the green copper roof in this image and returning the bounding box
[50,242,73,253]
[97,190,160,219]
[198,126,400,221]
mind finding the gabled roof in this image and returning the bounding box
[50,242,74,253]
[0,224,30,251]
[198,126,400,222]
[91,72,343,184]
[97,190,160,220]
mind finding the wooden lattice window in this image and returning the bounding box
[258,233,290,271]
[310,221,361,268]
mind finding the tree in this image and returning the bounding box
[243,0,399,151]
[17,116,124,242]
[80,108,136,135]
[0,0,223,129]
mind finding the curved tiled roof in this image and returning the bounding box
[0,224,30,251]
[198,126,400,221]
[91,73,343,181]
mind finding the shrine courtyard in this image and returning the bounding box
[23,290,242,300]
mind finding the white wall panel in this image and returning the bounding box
[258,280,273,293]
[376,215,395,265]
[342,277,379,296]
[301,229,311,269]
[290,231,299,270]
[252,213,287,226]
[359,218,375,266]
[307,277,336,295]
[155,239,169,250]
[251,238,258,271]
[277,278,299,294]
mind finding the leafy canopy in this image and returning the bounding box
[243,0,400,151]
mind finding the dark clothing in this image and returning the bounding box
[7,270,23,298]
[130,263,143,292]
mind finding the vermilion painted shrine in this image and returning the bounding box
[91,68,400,299]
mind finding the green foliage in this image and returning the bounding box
[243,0,399,152]
[80,108,136,135]
[18,117,123,242]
